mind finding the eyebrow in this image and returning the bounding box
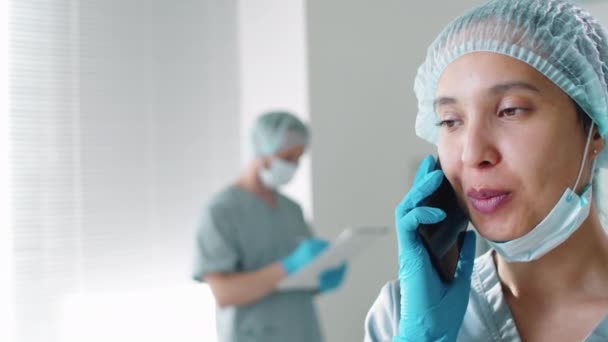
[489,81,540,95]
[433,97,457,109]
[433,81,541,109]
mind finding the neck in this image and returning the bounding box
[235,162,276,205]
[496,205,608,300]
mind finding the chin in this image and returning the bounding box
[471,218,529,242]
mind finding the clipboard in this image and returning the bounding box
[277,226,388,290]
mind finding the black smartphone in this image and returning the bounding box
[418,158,469,283]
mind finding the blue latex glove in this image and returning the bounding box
[394,155,476,342]
[318,263,348,293]
[281,238,329,276]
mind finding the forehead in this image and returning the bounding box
[435,52,554,99]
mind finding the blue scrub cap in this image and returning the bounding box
[414,0,608,169]
[251,111,309,157]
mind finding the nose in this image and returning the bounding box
[461,117,500,169]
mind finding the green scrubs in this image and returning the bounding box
[193,185,323,342]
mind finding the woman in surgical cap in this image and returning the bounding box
[365,0,608,341]
[192,111,346,342]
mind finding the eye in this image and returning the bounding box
[498,107,526,118]
[436,119,462,128]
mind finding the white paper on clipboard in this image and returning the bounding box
[277,226,388,290]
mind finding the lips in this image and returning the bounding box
[467,188,512,214]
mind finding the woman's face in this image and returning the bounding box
[435,52,601,241]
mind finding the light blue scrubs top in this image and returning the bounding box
[192,185,323,342]
[365,250,608,342]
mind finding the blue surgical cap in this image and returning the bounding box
[251,111,309,157]
[414,0,608,169]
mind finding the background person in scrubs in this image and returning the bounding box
[193,111,346,342]
[365,0,608,341]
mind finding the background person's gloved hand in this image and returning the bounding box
[394,155,476,342]
[281,238,329,276]
[318,263,347,293]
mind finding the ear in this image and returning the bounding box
[590,127,605,160]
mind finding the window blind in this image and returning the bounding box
[8,1,240,341]
[10,2,82,341]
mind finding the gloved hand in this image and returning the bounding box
[318,262,348,293]
[394,155,476,342]
[281,238,329,276]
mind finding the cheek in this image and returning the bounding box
[505,121,581,189]
[437,140,464,191]
[437,131,461,163]
[496,125,581,227]
[498,128,559,206]
[437,141,456,173]
[500,130,538,175]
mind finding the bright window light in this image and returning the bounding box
[59,284,217,342]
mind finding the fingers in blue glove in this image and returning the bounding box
[412,155,438,186]
[304,238,330,256]
[281,238,329,275]
[396,206,445,250]
[319,262,348,293]
[395,169,444,220]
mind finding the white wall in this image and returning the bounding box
[237,0,313,220]
[74,0,239,339]
[306,1,482,341]
[78,0,240,292]
[581,2,608,33]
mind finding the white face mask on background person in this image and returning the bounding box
[259,158,298,189]
[486,123,597,262]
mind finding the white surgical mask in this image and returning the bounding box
[259,158,298,189]
[487,185,593,262]
[486,123,597,262]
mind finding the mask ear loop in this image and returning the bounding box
[569,122,596,201]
